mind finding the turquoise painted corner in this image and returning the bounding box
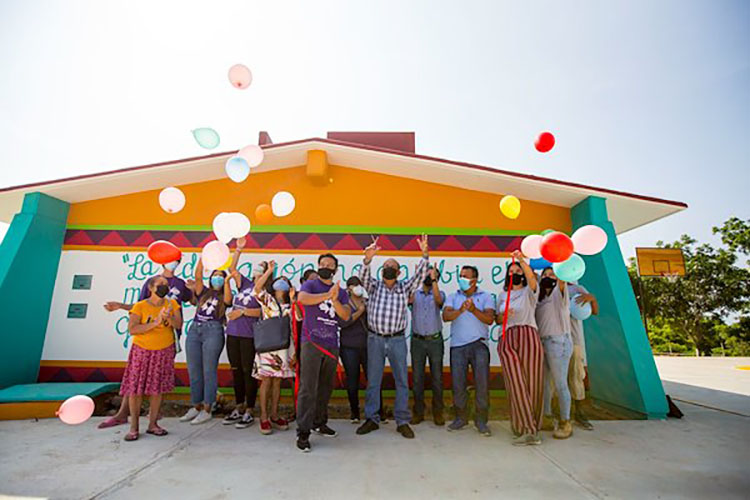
[0,192,69,389]
[571,196,668,419]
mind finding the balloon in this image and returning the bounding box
[553,254,586,282]
[158,187,185,214]
[213,212,250,243]
[535,132,555,153]
[570,294,592,321]
[520,234,543,259]
[57,395,95,425]
[228,64,252,89]
[540,231,574,263]
[255,204,273,224]
[572,225,608,255]
[541,228,554,236]
[529,257,552,270]
[192,128,220,149]
[217,254,233,271]
[147,240,182,265]
[227,212,251,239]
[238,144,264,168]
[202,240,231,271]
[499,195,521,219]
[271,191,296,217]
[225,156,250,183]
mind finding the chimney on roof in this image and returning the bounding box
[258,131,273,146]
[326,132,415,154]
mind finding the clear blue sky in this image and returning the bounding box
[0,0,748,260]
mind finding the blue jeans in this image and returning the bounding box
[365,333,410,425]
[542,333,573,420]
[450,339,490,424]
[186,320,225,407]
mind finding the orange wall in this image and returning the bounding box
[67,164,571,232]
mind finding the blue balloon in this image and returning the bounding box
[529,257,552,270]
[225,156,250,183]
[553,254,586,282]
[570,294,592,321]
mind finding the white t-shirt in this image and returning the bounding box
[568,283,589,365]
[497,285,539,330]
[535,283,571,337]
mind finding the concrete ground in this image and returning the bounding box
[0,357,748,500]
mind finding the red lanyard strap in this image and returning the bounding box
[501,256,516,341]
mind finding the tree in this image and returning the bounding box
[714,217,750,263]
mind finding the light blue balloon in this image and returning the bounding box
[553,253,586,282]
[225,156,250,183]
[570,294,592,321]
[192,128,220,149]
[529,257,552,270]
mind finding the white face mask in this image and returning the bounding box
[352,285,365,297]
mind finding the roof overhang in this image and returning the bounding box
[0,138,687,234]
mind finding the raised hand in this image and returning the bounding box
[511,249,523,261]
[268,260,277,273]
[289,286,297,302]
[236,236,247,250]
[186,279,196,291]
[418,234,429,256]
[430,268,438,281]
[364,236,381,264]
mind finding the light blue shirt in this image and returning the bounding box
[445,288,495,348]
[411,288,446,335]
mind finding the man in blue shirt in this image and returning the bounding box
[442,265,495,436]
[408,266,446,426]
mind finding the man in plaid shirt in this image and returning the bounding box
[356,234,430,439]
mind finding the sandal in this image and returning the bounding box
[124,431,140,441]
[98,417,128,429]
[146,426,169,436]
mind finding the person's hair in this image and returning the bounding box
[461,265,479,279]
[143,276,160,299]
[269,276,291,304]
[198,269,228,321]
[503,262,525,291]
[538,266,556,302]
[301,268,317,284]
[318,253,338,268]
[346,276,362,288]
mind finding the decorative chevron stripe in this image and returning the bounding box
[63,229,523,253]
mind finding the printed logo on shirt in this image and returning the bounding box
[167,287,181,300]
[200,297,218,316]
[235,288,254,306]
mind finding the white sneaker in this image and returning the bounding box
[223,408,242,425]
[180,407,200,422]
[190,409,212,425]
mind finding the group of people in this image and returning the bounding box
[101,234,598,451]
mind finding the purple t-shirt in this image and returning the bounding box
[194,288,224,323]
[300,278,350,349]
[225,276,261,338]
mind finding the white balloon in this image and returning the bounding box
[271,191,296,217]
[202,240,230,271]
[158,187,185,214]
[520,234,543,259]
[572,225,608,255]
[238,145,264,168]
[226,212,251,238]
[212,213,234,244]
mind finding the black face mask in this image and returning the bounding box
[382,267,398,280]
[155,284,169,298]
[511,273,525,286]
[540,276,557,289]
[423,277,433,287]
[317,267,334,280]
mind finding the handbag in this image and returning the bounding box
[254,307,292,353]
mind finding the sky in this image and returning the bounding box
[0,0,748,260]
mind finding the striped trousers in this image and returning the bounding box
[499,325,544,435]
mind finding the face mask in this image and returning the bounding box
[352,285,365,297]
[155,284,169,298]
[458,277,473,291]
[512,273,525,286]
[317,267,334,280]
[164,261,179,272]
[382,267,398,280]
[272,279,290,292]
[210,275,225,289]
[423,277,433,287]
[540,276,557,289]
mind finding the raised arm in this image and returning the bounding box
[228,237,246,289]
[223,277,233,306]
[194,258,205,296]
[512,250,537,292]
[404,234,430,295]
[360,236,381,293]
[254,260,275,294]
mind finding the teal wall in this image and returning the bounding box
[571,196,667,418]
[0,192,69,389]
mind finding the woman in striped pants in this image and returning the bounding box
[496,250,544,446]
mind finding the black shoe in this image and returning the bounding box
[296,434,311,453]
[410,414,424,425]
[433,413,445,426]
[313,424,338,437]
[397,424,415,439]
[356,419,380,435]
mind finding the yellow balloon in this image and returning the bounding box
[500,195,521,219]
[216,255,233,271]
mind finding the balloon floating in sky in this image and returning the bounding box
[225,156,250,183]
[540,231,574,263]
[570,294,593,321]
[57,395,95,425]
[499,195,521,219]
[228,64,253,89]
[147,240,182,265]
[158,187,185,214]
[535,132,555,153]
[192,128,220,149]
[255,203,273,224]
[520,234,543,259]
[271,191,296,217]
[572,225,608,255]
[553,253,586,282]
[202,240,231,271]
[213,212,251,244]
[238,144,264,168]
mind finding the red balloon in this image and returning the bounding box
[535,132,555,153]
[147,240,182,265]
[539,231,574,263]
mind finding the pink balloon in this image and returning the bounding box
[202,240,230,270]
[57,395,95,425]
[520,234,543,259]
[238,144,264,168]
[572,225,608,255]
[228,64,252,89]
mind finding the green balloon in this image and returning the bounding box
[192,128,220,149]
[541,229,555,236]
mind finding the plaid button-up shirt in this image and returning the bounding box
[360,257,430,335]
